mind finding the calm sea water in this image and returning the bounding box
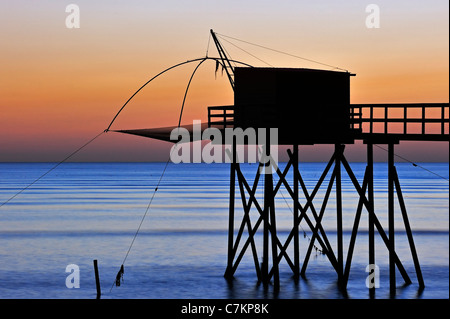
[0,162,448,299]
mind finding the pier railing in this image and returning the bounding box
[208,105,235,128]
[350,103,449,141]
[208,103,449,142]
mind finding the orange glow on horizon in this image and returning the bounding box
[1,1,448,162]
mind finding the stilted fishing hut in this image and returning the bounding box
[107,30,449,295]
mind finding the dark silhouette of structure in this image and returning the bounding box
[110,30,449,295]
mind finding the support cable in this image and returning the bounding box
[205,32,212,57]
[216,32,349,72]
[374,144,449,182]
[110,57,210,293]
[109,155,172,292]
[218,36,273,67]
[0,131,105,209]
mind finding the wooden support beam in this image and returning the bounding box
[367,143,376,298]
[393,167,425,289]
[293,145,300,279]
[224,136,237,279]
[388,143,396,295]
[236,167,295,271]
[340,156,412,286]
[272,159,339,273]
[335,144,344,285]
[236,164,261,280]
[296,166,337,265]
[227,162,263,277]
[302,168,336,275]
[262,174,270,285]
[267,171,280,290]
[284,149,340,274]
[231,216,264,276]
[342,167,369,287]
[229,159,296,281]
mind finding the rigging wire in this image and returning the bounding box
[0,131,105,209]
[109,153,173,292]
[219,38,237,70]
[205,32,212,57]
[218,36,273,67]
[373,144,449,182]
[216,32,349,72]
[110,57,210,293]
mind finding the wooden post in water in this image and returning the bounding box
[93,259,101,299]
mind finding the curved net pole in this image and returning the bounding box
[177,58,208,128]
[105,57,206,132]
[105,57,253,132]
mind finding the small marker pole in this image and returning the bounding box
[93,259,101,299]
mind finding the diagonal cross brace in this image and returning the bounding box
[340,156,412,285]
[228,162,296,277]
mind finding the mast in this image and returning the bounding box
[210,29,235,91]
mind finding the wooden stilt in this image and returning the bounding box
[388,143,396,295]
[272,151,339,276]
[236,165,261,279]
[335,144,344,285]
[293,145,300,280]
[268,170,280,290]
[393,167,425,289]
[302,168,336,274]
[341,157,412,286]
[224,138,424,293]
[224,137,236,279]
[367,143,376,298]
[262,166,270,285]
[342,167,369,286]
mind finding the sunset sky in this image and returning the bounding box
[0,0,448,162]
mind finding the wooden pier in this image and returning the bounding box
[212,102,448,294]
